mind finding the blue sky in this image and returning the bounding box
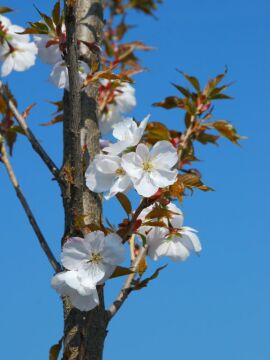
[1,1,270,359]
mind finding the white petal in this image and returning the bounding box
[85,159,115,193]
[61,237,90,270]
[134,172,158,197]
[99,107,123,135]
[8,25,29,43]
[49,61,69,89]
[69,289,99,311]
[0,15,12,28]
[96,155,120,174]
[102,233,125,265]
[115,82,136,113]
[84,231,105,254]
[78,261,106,285]
[105,174,132,199]
[112,118,135,141]
[136,143,150,161]
[34,34,62,64]
[164,239,190,261]
[151,140,178,169]
[167,202,184,228]
[149,168,177,188]
[1,56,14,77]
[121,152,143,179]
[181,227,202,253]
[51,271,99,311]
[103,140,130,155]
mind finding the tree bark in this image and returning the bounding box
[61,1,107,359]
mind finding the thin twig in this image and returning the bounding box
[177,115,196,164]
[107,245,148,320]
[0,138,61,273]
[0,81,60,180]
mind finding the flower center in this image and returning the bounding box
[142,161,154,172]
[90,252,103,264]
[115,167,126,176]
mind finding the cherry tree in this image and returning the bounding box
[0,1,243,359]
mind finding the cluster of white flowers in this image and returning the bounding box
[52,231,125,311]
[33,24,90,90]
[0,15,38,77]
[86,115,178,198]
[139,202,202,261]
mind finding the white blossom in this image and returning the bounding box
[51,231,125,311]
[85,154,132,199]
[121,141,178,197]
[49,60,89,89]
[61,232,125,285]
[51,270,99,311]
[0,41,38,77]
[98,80,136,135]
[0,15,29,44]
[99,108,123,136]
[34,23,65,65]
[103,115,149,155]
[0,16,37,77]
[34,34,63,65]
[139,202,202,261]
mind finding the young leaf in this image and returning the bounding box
[49,338,62,360]
[153,96,184,109]
[133,264,167,290]
[212,120,244,144]
[110,266,134,279]
[178,70,201,92]
[41,114,63,126]
[116,193,132,216]
[178,173,213,192]
[52,1,61,26]
[0,6,13,14]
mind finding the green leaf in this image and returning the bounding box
[110,266,134,279]
[116,193,132,216]
[0,6,13,14]
[49,338,62,360]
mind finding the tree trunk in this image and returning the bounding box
[61,1,107,359]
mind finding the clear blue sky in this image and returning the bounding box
[1,1,270,359]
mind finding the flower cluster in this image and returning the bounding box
[52,231,125,311]
[33,23,89,90]
[0,15,37,76]
[98,79,136,135]
[86,115,178,198]
[139,202,201,261]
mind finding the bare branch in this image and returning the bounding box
[0,137,61,273]
[107,245,148,320]
[0,81,60,180]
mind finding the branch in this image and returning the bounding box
[0,81,60,180]
[0,138,61,273]
[107,245,148,320]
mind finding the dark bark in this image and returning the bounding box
[61,1,107,359]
